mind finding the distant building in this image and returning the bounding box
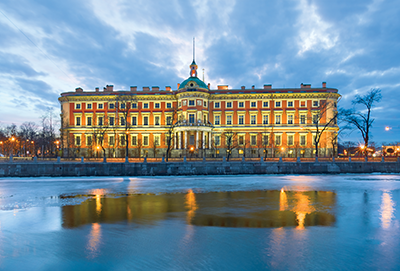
[58,59,340,158]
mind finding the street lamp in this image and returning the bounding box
[11,137,15,157]
[0,141,3,156]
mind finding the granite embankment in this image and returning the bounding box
[1,160,400,177]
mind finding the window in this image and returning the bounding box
[189,135,195,145]
[143,116,149,126]
[313,114,318,124]
[239,135,244,145]
[109,103,115,109]
[226,102,232,108]
[288,135,294,146]
[275,115,281,125]
[313,101,319,107]
[239,101,244,108]
[251,135,257,146]
[87,117,92,126]
[263,115,268,125]
[132,103,137,109]
[87,103,92,109]
[263,101,268,107]
[109,117,114,126]
[120,103,126,109]
[251,101,257,108]
[300,135,306,146]
[166,116,172,125]
[204,101,207,107]
[143,103,149,109]
[132,135,137,146]
[166,102,172,109]
[154,135,160,146]
[300,115,306,124]
[75,135,81,146]
[179,101,181,107]
[120,135,126,146]
[98,117,103,126]
[98,103,103,109]
[189,100,195,106]
[214,102,220,108]
[287,101,293,107]
[76,117,81,126]
[301,101,306,107]
[197,100,202,106]
[288,115,293,125]
[183,100,187,106]
[87,135,92,146]
[132,116,137,126]
[215,135,220,146]
[214,115,220,125]
[239,115,244,125]
[203,115,207,123]
[120,117,125,126]
[189,114,195,124]
[143,135,149,146]
[275,101,281,107]
[109,136,115,146]
[226,115,232,125]
[155,116,160,126]
[275,135,281,145]
[251,115,257,125]
[75,103,81,109]
[155,103,160,109]
[263,135,269,145]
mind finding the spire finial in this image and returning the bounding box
[193,37,195,61]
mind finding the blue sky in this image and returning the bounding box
[0,0,399,144]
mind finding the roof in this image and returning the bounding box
[179,76,208,90]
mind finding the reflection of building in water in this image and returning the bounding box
[62,190,336,229]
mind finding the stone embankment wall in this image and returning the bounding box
[1,160,400,177]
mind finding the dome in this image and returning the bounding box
[179,76,208,90]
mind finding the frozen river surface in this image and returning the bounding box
[0,174,400,270]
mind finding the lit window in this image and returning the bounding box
[251,115,256,125]
[251,101,257,107]
[155,103,160,109]
[227,115,232,125]
[288,101,293,107]
[143,116,149,125]
[275,115,281,125]
[132,116,137,125]
[226,102,232,108]
[166,103,172,109]
[87,117,92,126]
[214,102,220,108]
[275,101,281,107]
[214,115,220,125]
[143,103,149,109]
[263,115,268,125]
[87,104,92,109]
[263,101,268,107]
[155,116,160,125]
[288,115,293,125]
[189,100,195,106]
[239,115,244,125]
[76,117,81,126]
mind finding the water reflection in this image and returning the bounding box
[86,223,101,259]
[62,190,336,229]
[380,191,395,229]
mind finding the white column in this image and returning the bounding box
[174,132,177,149]
[178,132,181,149]
[196,131,199,149]
[209,132,212,149]
[202,131,205,149]
[184,131,187,149]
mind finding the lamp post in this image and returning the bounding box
[97,145,100,159]
[0,141,3,156]
[55,140,60,157]
[31,141,34,157]
[11,137,15,157]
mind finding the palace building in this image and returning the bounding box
[58,58,340,159]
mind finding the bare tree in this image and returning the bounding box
[164,104,179,161]
[222,129,238,161]
[91,115,110,159]
[150,136,158,158]
[340,88,382,157]
[115,94,138,158]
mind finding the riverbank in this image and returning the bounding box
[1,159,400,177]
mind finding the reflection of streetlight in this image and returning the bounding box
[385,126,391,131]
[97,146,100,158]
